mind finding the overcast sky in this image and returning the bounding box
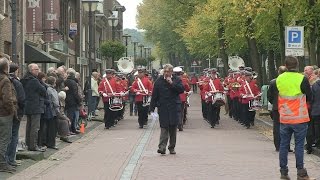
[117,0,143,29]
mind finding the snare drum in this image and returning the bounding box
[249,99,262,111]
[213,92,225,106]
[109,96,124,111]
[142,95,151,107]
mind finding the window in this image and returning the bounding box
[4,41,12,56]
[3,0,9,16]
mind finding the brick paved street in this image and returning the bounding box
[7,94,320,180]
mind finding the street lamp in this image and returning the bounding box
[132,41,139,66]
[108,15,118,41]
[108,15,119,68]
[138,44,144,58]
[122,34,131,57]
[82,0,99,115]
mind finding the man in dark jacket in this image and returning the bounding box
[20,63,47,152]
[6,63,25,167]
[64,68,81,134]
[0,57,17,173]
[150,64,185,155]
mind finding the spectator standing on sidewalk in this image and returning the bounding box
[0,57,17,173]
[6,63,25,167]
[267,66,293,152]
[150,64,184,155]
[64,68,81,134]
[311,75,320,149]
[304,66,318,154]
[90,72,100,116]
[21,64,47,152]
[276,56,313,180]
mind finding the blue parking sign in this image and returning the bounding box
[285,26,304,50]
[288,31,301,43]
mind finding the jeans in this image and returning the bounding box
[6,117,20,164]
[66,110,77,133]
[0,115,13,165]
[279,123,308,170]
[74,110,80,129]
[89,96,98,115]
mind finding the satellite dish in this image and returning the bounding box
[228,56,245,70]
[117,57,134,74]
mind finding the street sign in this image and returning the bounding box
[217,58,224,67]
[192,61,197,66]
[285,26,304,56]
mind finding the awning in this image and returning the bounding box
[25,43,60,63]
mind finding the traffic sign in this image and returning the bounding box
[285,26,304,56]
[192,61,197,66]
[217,58,224,67]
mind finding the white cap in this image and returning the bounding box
[159,69,164,75]
[173,67,183,73]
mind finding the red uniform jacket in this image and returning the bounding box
[239,80,260,104]
[198,76,209,100]
[191,76,198,85]
[131,76,153,102]
[179,77,191,102]
[203,78,224,102]
[98,77,121,103]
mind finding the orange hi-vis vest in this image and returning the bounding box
[276,72,310,124]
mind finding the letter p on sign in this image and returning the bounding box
[289,31,301,43]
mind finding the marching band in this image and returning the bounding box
[96,64,262,131]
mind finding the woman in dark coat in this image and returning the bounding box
[150,64,184,155]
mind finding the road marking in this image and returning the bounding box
[120,119,156,180]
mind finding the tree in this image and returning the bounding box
[100,41,125,68]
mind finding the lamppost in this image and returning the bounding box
[108,15,118,68]
[122,34,131,57]
[138,44,144,58]
[108,15,118,41]
[82,0,99,113]
[147,47,152,70]
[132,41,139,66]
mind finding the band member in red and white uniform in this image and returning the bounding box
[190,73,198,93]
[131,67,153,128]
[203,68,224,128]
[239,71,261,129]
[98,69,121,129]
[198,69,209,121]
[115,73,128,122]
[173,67,191,131]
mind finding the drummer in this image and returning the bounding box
[203,68,224,128]
[131,66,153,128]
[98,69,121,129]
[239,71,261,129]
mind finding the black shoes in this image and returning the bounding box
[60,137,72,143]
[0,164,16,174]
[157,149,166,155]
[139,126,143,129]
[169,150,176,154]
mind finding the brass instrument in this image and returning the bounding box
[231,82,241,89]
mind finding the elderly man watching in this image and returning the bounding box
[64,68,81,134]
[21,64,47,152]
[150,64,185,155]
[0,57,17,173]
